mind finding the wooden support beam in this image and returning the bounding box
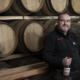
[0,62,48,77]
[0,51,43,61]
[0,54,28,61]
[24,16,80,20]
[0,16,23,20]
[24,16,58,19]
[0,16,80,20]
[0,66,49,80]
[70,16,80,19]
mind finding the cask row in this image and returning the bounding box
[10,20,44,53]
[41,0,69,16]
[5,0,44,16]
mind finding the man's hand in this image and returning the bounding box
[62,57,72,66]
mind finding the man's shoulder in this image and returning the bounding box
[70,29,78,37]
[70,30,79,41]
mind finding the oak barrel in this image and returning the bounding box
[0,22,18,57]
[41,0,69,16]
[10,20,44,52]
[0,0,13,13]
[5,0,44,15]
[44,25,56,37]
[40,20,57,30]
[71,23,80,39]
[71,19,80,23]
[68,0,80,15]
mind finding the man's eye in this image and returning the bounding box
[60,20,64,22]
[59,20,71,22]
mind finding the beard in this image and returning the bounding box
[59,24,70,32]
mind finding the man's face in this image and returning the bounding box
[57,14,71,32]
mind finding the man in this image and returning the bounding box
[43,13,80,80]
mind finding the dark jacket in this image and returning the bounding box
[43,25,80,71]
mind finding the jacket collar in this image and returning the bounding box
[55,25,73,38]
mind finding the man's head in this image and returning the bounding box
[57,13,71,33]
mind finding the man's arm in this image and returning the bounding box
[43,34,63,67]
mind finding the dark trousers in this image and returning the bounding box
[49,68,80,80]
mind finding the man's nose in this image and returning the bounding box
[64,21,67,24]
[64,20,67,24]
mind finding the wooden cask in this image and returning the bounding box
[44,25,56,37]
[71,19,80,23]
[39,20,57,37]
[71,23,80,40]
[68,0,80,15]
[10,20,44,52]
[5,0,44,15]
[0,0,13,13]
[41,20,57,30]
[41,0,69,16]
[0,22,18,57]
[20,0,44,12]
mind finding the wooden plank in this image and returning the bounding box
[24,16,58,19]
[23,16,80,20]
[0,66,49,80]
[0,16,23,20]
[0,16,80,20]
[0,51,43,61]
[70,16,80,19]
[0,62,48,77]
[0,54,28,61]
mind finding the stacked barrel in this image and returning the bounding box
[0,0,80,15]
[0,0,80,56]
[0,0,80,80]
[0,19,58,57]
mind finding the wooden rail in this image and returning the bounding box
[0,51,42,61]
[0,62,49,80]
[0,54,28,61]
[0,16,80,20]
